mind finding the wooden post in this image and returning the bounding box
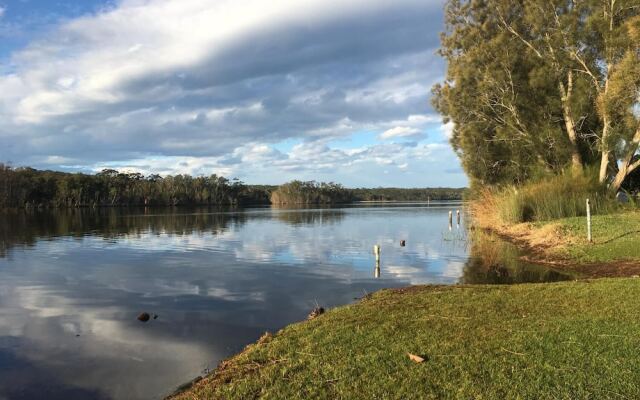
[456,210,461,225]
[586,199,592,243]
[448,211,453,231]
[373,244,380,261]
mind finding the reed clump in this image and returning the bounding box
[471,172,618,226]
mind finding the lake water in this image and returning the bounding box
[0,203,570,400]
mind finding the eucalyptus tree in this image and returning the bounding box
[433,0,597,185]
[434,0,640,190]
[595,10,640,191]
[500,0,640,190]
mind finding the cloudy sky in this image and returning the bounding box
[0,0,466,187]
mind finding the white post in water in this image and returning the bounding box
[373,244,381,261]
[448,211,453,231]
[586,199,592,243]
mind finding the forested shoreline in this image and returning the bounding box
[351,187,464,201]
[0,165,464,209]
[0,164,268,208]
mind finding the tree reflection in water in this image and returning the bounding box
[462,229,573,284]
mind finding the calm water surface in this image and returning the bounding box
[0,203,569,399]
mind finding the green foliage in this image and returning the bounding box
[270,181,352,204]
[0,164,267,208]
[270,182,466,204]
[350,187,464,201]
[175,279,640,399]
[433,0,640,190]
[432,0,596,185]
[494,172,617,223]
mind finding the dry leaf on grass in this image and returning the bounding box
[407,353,425,363]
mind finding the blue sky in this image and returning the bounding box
[0,0,467,188]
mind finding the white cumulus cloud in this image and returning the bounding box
[379,126,422,140]
[0,0,466,187]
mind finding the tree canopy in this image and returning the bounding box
[433,0,640,191]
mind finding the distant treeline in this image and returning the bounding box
[270,181,352,204]
[351,187,465,201]
[270,182,465,204]
[0,165,466,208]
[0,164,269,208]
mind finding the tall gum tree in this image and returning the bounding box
[434,0,640,190]
[433,0,597,185]
[600,14,640,191]
[548,0,640,188]
[493,0,594,174]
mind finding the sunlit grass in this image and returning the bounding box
[172,279,640,399]
[551,211,640,263]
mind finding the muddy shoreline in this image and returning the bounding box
[475,225,640,278]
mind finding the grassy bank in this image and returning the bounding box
[467,172,640,268]
[171,279,640,399]
[472,204,640,266]
[543,212,640,263]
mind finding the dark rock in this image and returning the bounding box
[137,312,151,322]
[153,314,158,320]
[400,240,406,246]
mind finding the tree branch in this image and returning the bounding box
[495,9,543,59]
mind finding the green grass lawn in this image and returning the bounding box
[173,279,640,399]
[549,211,640,263]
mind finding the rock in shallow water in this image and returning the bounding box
[137,312,151,322]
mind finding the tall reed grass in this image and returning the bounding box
[471,172,618,225]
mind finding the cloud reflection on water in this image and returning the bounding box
[0,205,466,399]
